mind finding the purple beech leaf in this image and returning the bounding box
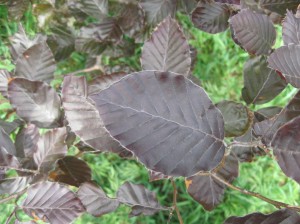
[141,16,191,76]
[62,75,130,155]
[139,0,177,25]
[271,116,300,184]
[33,127,67,173]
[254,91,300,145]
[15,124,40,158]
[21,181,85,224]
[15,42,56,83]
[0,176,31,194]
[9,24,46,61]
[224,209,300,223]
[268,44,300,88]
[49,156,92,187]
[72,0,108,19]
[254,106,282,122]
[0,147,20,168]
[240,0,262,12]
[117,182,167,217]
[0,119,23,135]
[88,73,127,95]
[191,1,231,34]
[8,78,62,128]
[91,71,225,177]
[78,182,119,217]
[216,100,252,137]
[0,127,16,156]
[0,69,11,97]
[230,9,276,55]
[148,170,170,182]
[242,56,287,105]
[117,3,145,38]
[231,128,265,162]
[260,0,300,16]
[7,0,29,21]
[47,24,75,61]
[186,154,239,211]
[177,0,197,13]
[283,10,300,45]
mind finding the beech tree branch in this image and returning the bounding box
[0,166,39,174]
[211,173,300,212]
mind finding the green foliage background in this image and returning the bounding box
[0,4,299,224]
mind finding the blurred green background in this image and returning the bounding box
[0,3,300,224]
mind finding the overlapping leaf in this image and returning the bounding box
[0,127,16,156]
[73,0,108,19]
[117,182,167,216]
[224,209,300,223]
[242,56,286,104]
[33,128,67,173]
[0,177,31,194]
[0,119,23,134]
[8,78,62,128]
[21,181,85,224]
[268,44,300,88]
[283,10,300,45]
[271,116,300,184]
[191,2,231,34]
[62,75,129,155]
[50,156,92,187]
[15,42,56,83]
[177,0,197,13]
[215,0,240,4]
[141,17,191,76]
[254,91,300,145]
[0,70,11,97]
[186,154,239,210]
[216,100,251,137]
[78,182,119,216]
[9,24,46,61]
[7,0,29,21]
[0,147,19,168]
[91,71,225,177]
[15,124,39,158]
[139,0,177,25]
[230,9,276,55]
[260,0,300,16]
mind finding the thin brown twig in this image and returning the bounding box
[211,173,300,212]
[5,207,16,224]
[227,140,264,148]
[171,179,184,224]
[0,194,18,204]
[0,166,39,174]
[67,56,105,76]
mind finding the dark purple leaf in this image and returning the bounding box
[15,124,39,158]
[231,128,265,162]
[192,2,231,34]
[141,16,191,76]
[139,0,177,25]
[47,24,75,61]
[49,156,91,187]
[283,10,300,45]
[230,9,276,55]
[78,182,119,216]
[91,71,225,177]
[62,75,130,155]
[240,0,261,12]
[260,0,300,16]
[0,69,11,97]
[177,0,197,13]
[186,154,239,211]
[224,209,300,224]
[268,44,300,88]
[254,106,282,122]
[21,181,85,224]
[33,128,67,173]
[271,116,300,184]
[0,127,16,156]
[9,24,46,61]
[0,147,19,168]
[72,0,108,19]
[15,42,56,83]
[88,73,127,95]
[254,91,300,145]
[0,119,23,134]
[242,56,286,104]
[216,100,252,137]
[8,78,62,128]
[0,177,31,194]
[117,182,167,216]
